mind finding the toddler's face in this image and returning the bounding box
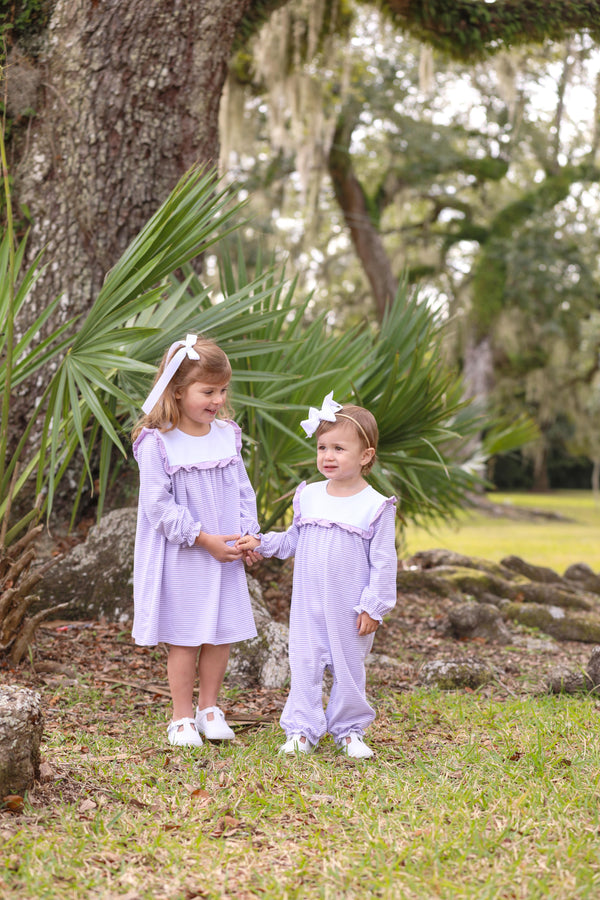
[175,380,229,436]
[316,422,373,487]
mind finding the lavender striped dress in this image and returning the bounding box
[259,480,397,744]
[132,419,258,647]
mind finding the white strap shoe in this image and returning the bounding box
[195,706,235,740]
[279,733,316,755]
[338,732,373,759]
[167,717,203,747]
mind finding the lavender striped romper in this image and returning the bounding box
[132,420,258,648]
[259,480,397,744]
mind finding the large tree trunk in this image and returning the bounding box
[14,0,256,327]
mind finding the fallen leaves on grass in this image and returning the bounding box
[2,795,24,814]
[190,788,212,806]
[211,814,242,837]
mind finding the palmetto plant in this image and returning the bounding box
[211,250,537,531]
[1,168,252,539]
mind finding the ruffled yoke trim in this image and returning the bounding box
[133,421,242,475]
[292,481,396,539]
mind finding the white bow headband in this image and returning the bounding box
[301,391,342,437]
[301,391,371,445]
[142,334,200,415]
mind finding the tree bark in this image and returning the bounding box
[15,0,256,327]
[328,107,398,321]
[0,686,43,797]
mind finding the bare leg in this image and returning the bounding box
[197,643,231,717]
[167,645,199,721]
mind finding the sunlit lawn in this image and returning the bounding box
[402,490,600,573]
[5,685,600,900]
[4,492,600,898]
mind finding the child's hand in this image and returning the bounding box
[242,549,263,567]
[236,534,261,552]
[195,532,243,563]
[356,612,379,636]
[234,535,262,566]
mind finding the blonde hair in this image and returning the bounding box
[315,404,379,474]
[132,336,232,440]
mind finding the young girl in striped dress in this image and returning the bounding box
[132,334,258,747]
[238,393,397,759]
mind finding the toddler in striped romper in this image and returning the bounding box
[238,393,397,758]
[132,335,258,748]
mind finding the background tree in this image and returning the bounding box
[221,9,600,488]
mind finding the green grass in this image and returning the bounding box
[403,491,600,572]
[3,680,600,899]
[4,492,600,898]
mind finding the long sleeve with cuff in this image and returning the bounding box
[352,502,397,622]
[136,430,201,546]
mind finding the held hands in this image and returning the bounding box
[235,534,262,567]
[236,534,261,552]
[195,531,263,565]
[357,611,379,636]
[195,531,243,563]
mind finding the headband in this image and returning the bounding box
[142,334,199,415]
[335,413,371,446]
[300,392,371,445]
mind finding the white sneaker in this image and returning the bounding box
[279,733,315,755]
[195,706,235,741]
[167,717,203,747]
[338,732,373,759]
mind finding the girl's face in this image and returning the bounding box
[175,379,229,435]
[316,422,374,490]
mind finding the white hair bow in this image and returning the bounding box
[142,334,200,415]
[300,391,343,437]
